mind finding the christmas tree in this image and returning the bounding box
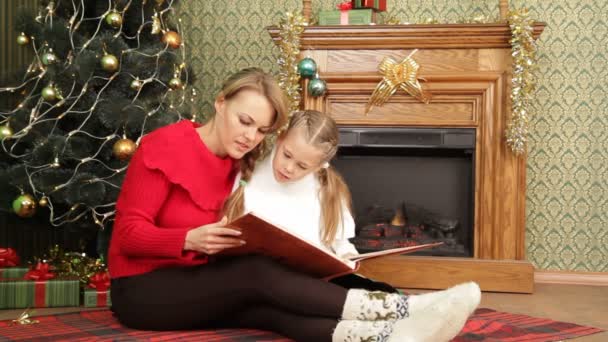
[0,0,195,255]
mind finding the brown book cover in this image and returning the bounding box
[220,212,442,279]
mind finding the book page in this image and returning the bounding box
[347,242,443,262]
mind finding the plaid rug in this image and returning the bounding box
[0,308,603,341]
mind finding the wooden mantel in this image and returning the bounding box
[268,23,545,293]
[268,23,546,49]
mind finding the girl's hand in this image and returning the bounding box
[184,217,245,255]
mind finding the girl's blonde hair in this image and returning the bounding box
[287,110,352,247]
[220,67,288,220]
[223,110,352,248]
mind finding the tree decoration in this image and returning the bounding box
[365,49,431,114]
[505,8,537,155]
[162,30,182,49]
[151,12,162,34]
[105,11,123,28]
[276,12,308,115]
[41,49,58,65]
[112,138,137,160]
[168,77,183,90]
[0,124,13,139]
[39,197,48,207]
[100,52,119,72]
[41,85,59,101]
[16,32,30,46]
[130,78,143,90]
[12,194,37,218]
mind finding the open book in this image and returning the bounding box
[219,212,442,280]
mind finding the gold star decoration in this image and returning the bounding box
[365,49,431,115]
[10,309,39,326]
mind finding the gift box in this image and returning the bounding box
[83,288,111,307]
[0,278,80,309]
[351,0,387,11]
[0,267,29,279]
[0,262,80,309]
[83,271,111,307]
[319,9,376,25]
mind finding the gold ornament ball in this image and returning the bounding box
[130,79,143,90]
[105,11,123,28]
[42,86,57,101]
[17,33,30,46]
[113,138,137,161]
[101,54,119,72]
[39,197,49,207]
[41,52,58,66]
[0,125,13,139]
[162,31,182,49]
[168,77,183,90]
[12,194,37,218]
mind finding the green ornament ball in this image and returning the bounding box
[101,54,119,72]
[308,77,327,97]
[0,125,13,139]
[297,57,317,79]
[41,86,57,101]
[17,33,30,46]
[105,11,123,28]
[130,79,143,90]
[41,51,58,66]
[12,194,37,218]
[168,77,183,90]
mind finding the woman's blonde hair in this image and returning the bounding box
[221,67,288,220]
[223,110,352,248]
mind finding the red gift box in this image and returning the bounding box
[352,0,387,12]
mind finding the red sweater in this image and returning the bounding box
[108,120,237,279]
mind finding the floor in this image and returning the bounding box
[1,283,606,341]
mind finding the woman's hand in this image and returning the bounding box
[184,217,245,255]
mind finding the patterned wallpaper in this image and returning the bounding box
[176,0,608,272]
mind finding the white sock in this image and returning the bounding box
[332,320,393,342]
[408,281,481,316]
[388,282,481,342]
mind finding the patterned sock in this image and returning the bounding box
[388,282,481,342]
[332,320,393,342]
[341,290,409,321]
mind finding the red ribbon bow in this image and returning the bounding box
[24,262,56,281]
[0,248,20,267]
[337,1,353,11]
[87,271,110,291]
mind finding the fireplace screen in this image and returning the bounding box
[333,127,475,257]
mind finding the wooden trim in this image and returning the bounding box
[535,270,608,287]
[267,23,546,50]
[358,256,535,293]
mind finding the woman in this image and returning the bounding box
[109,68,480,342]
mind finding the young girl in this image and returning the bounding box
[223,110,392,292]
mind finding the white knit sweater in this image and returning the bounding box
[233,149,359,258]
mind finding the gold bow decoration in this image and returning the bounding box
[365,49,431,114]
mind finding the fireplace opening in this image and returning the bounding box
[332,127,476,257]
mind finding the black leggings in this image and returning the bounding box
[111,255,348,342]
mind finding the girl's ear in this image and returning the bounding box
[214,95,226,117]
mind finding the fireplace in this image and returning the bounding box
[268,23,545,293]
[333,127,475,257]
